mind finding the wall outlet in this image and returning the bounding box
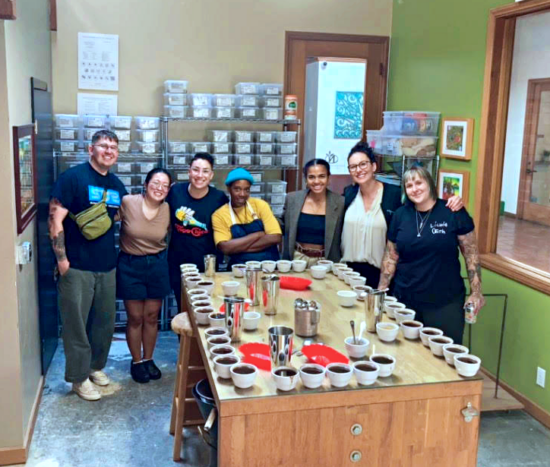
[537,367,546,388]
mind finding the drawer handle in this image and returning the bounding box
[461,402,479,423]
[351,424,363,436]
[350,450,362,462]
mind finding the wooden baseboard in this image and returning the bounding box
[0,376,44,466]
[481,368,550,429]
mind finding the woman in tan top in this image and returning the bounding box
[117,168,171,384]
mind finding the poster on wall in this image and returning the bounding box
[78,33,119,91]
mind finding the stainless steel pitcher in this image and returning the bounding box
[224,296,245,343]
[294,299,321,337]
[364,289,387,333]
[245,266,262,306]
[261,274,280,315]
[204,254,216,277]
[268,325,294,367]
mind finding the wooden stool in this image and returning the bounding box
[169,312,207,461]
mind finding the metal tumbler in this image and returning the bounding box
[261,274,280,315]
[245,266,262,306]
[224,296,245,343]
[204,254,216,277]
[268,325,294,367]
[365,289,386,333]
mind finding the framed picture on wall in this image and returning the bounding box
[13,124,38,234]
[440,117,474,160]
[438,169,470,207]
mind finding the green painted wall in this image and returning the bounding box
[388,0,550,412]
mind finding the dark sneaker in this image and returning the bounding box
[131,362,150,384]
[144,359,162,380]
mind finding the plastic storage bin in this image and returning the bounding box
[237,95,260,107]
[261,96,283,108]
[213,154,232,166]
[272,205,284,217]
[383,135,439,157]
[238,107,261,119]
[276,143,297,155]
[256,131,275,143]
[234,131,254,143]
[135,117,160,130]
[164,93,187,106]
[250,193,265,200]
[260,83,283,96]
[113,129,131,141]
[382,111,441,136]
[168,141,189,154]
[235,82,261,95]
[263,108,282,120]
[118,141,132,153]
[208,130,232,142]
[212,94,237,107]
[189,93,212,107]
[55,128,80,140]
[278,154,297,166]
[212,142,232,154]
[110,116,132,129]
[235,154,254,165]
[84,128,99,140]
[190,142,211,153]
[250,182,265,193]
[83,115,107,128]
[116,162,133,173]
[267,181,287,194]
[117,175,133,186]
[136,129,160,143]
[268,193,286,205]
[257,143,275,154]
[277,131,297,143]
[138,162,158,174]
[174,171,190,182]
[169,155,189,165]
[137,142,160,154]
[213,107,235,119]
[250,172,263,182]
[164,105,187,118]
[190,106,212,118]
[164,80,188,93]
[234,142,254,154]
[55,140,79,152]
[365,130,383,153]
[257,155,275,166]
[55,114,80,128]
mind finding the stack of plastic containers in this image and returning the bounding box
[164,80,188,118]
[259,83,283,120]
[212,94,237,119]
[189,93,212,118]
[54,114,82,153]
[266,181,287,216]
[209,130,233,165]
[134,117,160,154]
[235,82,284,120]
[109,116,133,154]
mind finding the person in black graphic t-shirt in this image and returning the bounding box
[166,153,228,311]
[49,130,127,401]
[378,167,485,344]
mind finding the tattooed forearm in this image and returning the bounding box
[49,198,69,263]
[52,231,67,262]
[378,241,399,290]
[458,230,482,295]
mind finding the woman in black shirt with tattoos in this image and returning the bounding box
[378,166,485,344]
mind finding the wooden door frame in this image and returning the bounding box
[517,78,550,221]
[476,0,550,294]
[284,31,390,190]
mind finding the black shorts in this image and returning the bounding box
[116,250,171,300]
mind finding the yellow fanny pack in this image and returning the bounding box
[69,190,112,241]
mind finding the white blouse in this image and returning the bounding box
[341,186,387,268]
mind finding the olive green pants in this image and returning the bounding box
[57,268,116,383]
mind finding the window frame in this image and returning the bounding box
[477,0,550,295]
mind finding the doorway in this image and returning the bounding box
[284,32,390,192]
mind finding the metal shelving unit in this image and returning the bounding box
[374,153,440,188]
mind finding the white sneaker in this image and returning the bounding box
[73,379,101,401]
[89,370,110,386]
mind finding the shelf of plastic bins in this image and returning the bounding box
[160,116,301,125]
[165,164,299,171]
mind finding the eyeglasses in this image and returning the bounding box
[149,180,170,191]
[348,160,371,173]
[94,143,119,152]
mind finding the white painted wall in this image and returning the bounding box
[501,11,550,214]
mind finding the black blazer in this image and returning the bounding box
[282,189,345,262]
[343,182,402,229]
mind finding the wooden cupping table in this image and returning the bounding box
[185,271,482,467]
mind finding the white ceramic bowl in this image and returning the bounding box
[230,363,258,388]
[384,302,406,319]
[344,336,370,359]
[232,264,246,278]
[332,263,347,274]
[261,260,277,272]
[205,327,229,339]
[349,276,367,287]
[353,285,373,301]
[353,361,380,386]
[179,263,197,271]
[369,354,396,377]
[243,311,261,331]
[310,265,327,279]
[206,335,231,350]
[395,308,416,324]
[299,364,326,389]
[337,290,357,307]
[337,267,353,280]
[316,260,333,271]
[443,344,469,366]
[213,354,240,379]
[196,281,215,295]
[182,271,201,280]
[245,261,261,269]
[400,320,423,340]
[222,280,240,296]
[420,327,444,347]
[385,296,398,304]
[376,322,400,343]
[191,299,213,310]
[428,336,454,357]
[181,266,199,274]
[185,276,203,289]
[277,260,292,273]
[208,312,226,328]
[210,344,236,360]
[194,306,214,325]
[343,271,361,285]
[271,366,300,391]
[326,363,353,388]
[292,259,307,272]
[454,354,481,377]
[188,290,209,301]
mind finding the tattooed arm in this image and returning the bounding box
[49,199,70,275]
[378,240,399,291]
[458,230,485,316]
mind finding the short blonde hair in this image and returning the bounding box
[402,166,437,203]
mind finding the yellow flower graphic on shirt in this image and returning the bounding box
[175,207,207,230]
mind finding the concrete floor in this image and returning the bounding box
[19,332,550,467]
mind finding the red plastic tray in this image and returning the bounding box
[279,276,312,291]
[238,342,271,371]
[301,344,349,367]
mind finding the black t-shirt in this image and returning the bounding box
[51,162,127,272]
[166,183,228,276]
[387,199,474,305]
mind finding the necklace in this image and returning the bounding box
[415,208,432,237]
